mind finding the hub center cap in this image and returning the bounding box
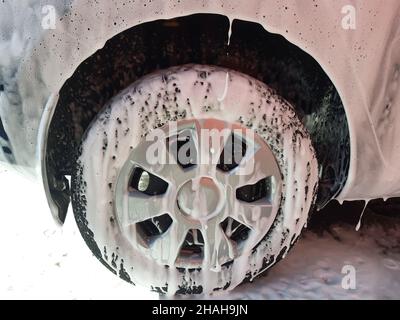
[177,177,223,220]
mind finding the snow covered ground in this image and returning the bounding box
[1,167,399,299]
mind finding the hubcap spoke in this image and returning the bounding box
[123,191,172,226]
[224,144,279,189]
[158,163,195,187]
[150,221,189,265]
[164,123,200,185]
[226,187,274,231]
[196,119,232,175]
[203,220,236,270]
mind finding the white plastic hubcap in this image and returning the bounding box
[115,118,282,269]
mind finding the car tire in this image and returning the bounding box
[71,64,318,295]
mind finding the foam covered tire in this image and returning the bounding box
[71,64,318,295]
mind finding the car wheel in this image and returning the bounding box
[71,64,318,295]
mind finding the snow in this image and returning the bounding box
[0,167,399,299]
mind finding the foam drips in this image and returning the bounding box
[227,17,233,47]
[355,200,369,232]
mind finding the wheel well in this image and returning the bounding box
[45,13,350,222]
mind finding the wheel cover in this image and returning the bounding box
[115,118,282,271]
